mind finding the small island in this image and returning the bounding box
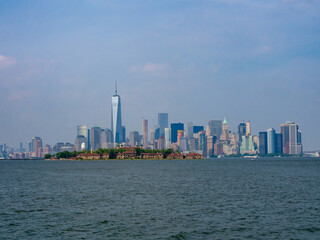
[45,147,203,161]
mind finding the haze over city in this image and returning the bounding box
[0,0,319,150]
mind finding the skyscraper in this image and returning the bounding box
[111,83,123,144]
[259,132,268,155]
[91,126,102,151]
[129,131,140,147]
[246,121,251,136]
[238,121,246,143]
[75,135,86,151]
[186,122,194,139]
[240,135,255,155]
[267,128,276,154]
[275,133,283,154]
[193,126,204,134]
[142,118,148,148]
[165,127,171,149]
[171,123,184,143]
[220,117,229,141]
[177,130,184,145]
[281,121,303,155]
[150,129,155,143]
[77,125,89,150]
[158,113,168,137]
[208,120,222,139]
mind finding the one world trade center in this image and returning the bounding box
[111,83,123,144]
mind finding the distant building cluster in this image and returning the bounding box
[0,86,306,159]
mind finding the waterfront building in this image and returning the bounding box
[238,121,246,143]
[165,127,171,149]
[142,118,148,148]
[214,141,223,156]
[240,135,256,155]
[91,126,102,151]
[31,137,43,158]
[158,113,168,137]
[111,83,123,144]
[87,129,91,150]
[140,153,164,160]
[281,121,303,155]
[129,131,140,147]
[199,130,207,157]
[185,153,203,159]
[77,153,100,160]
[267,128,276,154]
[223,143,237,156]
[259,132,268,154]
[167,153,184,159]
[276,133,283,154]
[171,123,184,143]
[117,151,136,159]
[186,122,194,139]
[208,120,222,139]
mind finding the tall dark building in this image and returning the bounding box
[238,121,246,142]
[171,123,184,143]
[275,133,283,154]
[259,132,267,154]
[193,126,204,134]
[158,113,169,137]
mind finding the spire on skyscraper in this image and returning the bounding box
[223,117,227,124]
[115,81,118,95]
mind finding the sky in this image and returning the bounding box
[0,0,319,150]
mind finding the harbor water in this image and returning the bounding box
[0,158,319,239]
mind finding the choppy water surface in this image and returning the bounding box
[0,158,320,239]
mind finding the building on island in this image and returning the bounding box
[77,153,100,160]
[116,151,136,159]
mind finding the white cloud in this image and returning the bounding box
[0,54,16,69]
[129,63,168,73]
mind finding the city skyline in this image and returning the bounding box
[0,1,319,150]
[0,87,314,152]
[0,87,308,158]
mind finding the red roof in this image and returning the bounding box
[77,153,100,156]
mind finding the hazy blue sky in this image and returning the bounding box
[0,0,319,150]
